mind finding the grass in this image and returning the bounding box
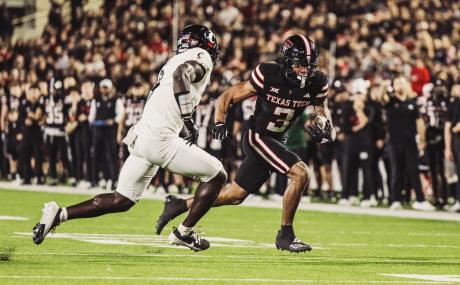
[0,188,459,284]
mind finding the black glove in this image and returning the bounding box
[183,116,199,146]
[212,122,229,140]
[305,119,333,144]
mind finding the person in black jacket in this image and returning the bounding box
[444,83,460,212]
[19,83,45,185]
[378,75,435,211]
[88,79,124,190]
[338,78,376,207]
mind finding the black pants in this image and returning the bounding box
[74,127,92,181]
[91,127,118,184]
[427,142,447,205]
[388,142,424,203]
[20,128,44,183]
[452,136,460,202]
[341,136,375,200]
[45,134,74,179]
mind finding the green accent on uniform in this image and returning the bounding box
[286,111,309,149]
[1,189,459,285]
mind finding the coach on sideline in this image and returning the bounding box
[88,79,125,189]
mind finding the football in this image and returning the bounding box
[314,114,328,130]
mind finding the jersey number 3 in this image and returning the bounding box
[266,107,294,132]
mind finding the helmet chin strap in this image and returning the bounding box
[298,75,307,88]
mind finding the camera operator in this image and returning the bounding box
[378,75,435,211]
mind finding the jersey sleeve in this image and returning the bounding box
[186,47,213,73]
[310,72,329,106]
[249,64,267,93]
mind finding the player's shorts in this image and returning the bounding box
[235,129,301,194]
[116,125,224,202]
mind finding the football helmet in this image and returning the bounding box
[177,24,219,66]
[278,34,319,88]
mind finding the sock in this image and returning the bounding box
[177,223,193,236]
[60,207,68,222]
[280,224,294,238]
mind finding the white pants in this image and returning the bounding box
[116,127,224,202]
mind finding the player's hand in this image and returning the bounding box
[183,116,198,146]
[212,123,229,140]
[305,117,333,144]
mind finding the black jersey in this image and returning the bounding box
[19,97,44,130]
[44,94,71,132]
[3,93,27,121]
[248,62,328,140]
[123,95,146,128]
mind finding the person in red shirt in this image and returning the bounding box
[411,58,431,96]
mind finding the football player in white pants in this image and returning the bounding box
[33,25,227,252]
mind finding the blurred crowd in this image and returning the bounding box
[0,0,459,211]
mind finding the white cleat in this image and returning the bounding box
[361,197,378,208]
[348,196,360,206]
[338,198,350,206]
[360,200,372,208]
[412,201,436,211]
[448,201,460,213]
[32,202,61,245]
[389,201,402,210]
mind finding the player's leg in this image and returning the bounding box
[135,132,227,250]
[32,154,158,245]
[245,129,312,252]
[155,144,269,235]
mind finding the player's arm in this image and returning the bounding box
[0,98,8,133]
[416,116,426,153]
[173,61,206,145]
[212,81,256,140]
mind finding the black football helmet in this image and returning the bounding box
[278,34,319,88]
[177,24,219,66]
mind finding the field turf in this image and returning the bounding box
[0,189,459,284]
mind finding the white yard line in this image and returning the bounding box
[0,215,28,221]
[11,252,460,264]
[381,274,460,283]
[0,275,452,284]
[1,182,460,222]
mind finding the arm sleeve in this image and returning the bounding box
[88,99,96,123]
[115,98,125,123]
[186,48,213,73]
[311,73,329,106]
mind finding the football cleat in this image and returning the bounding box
[32,202,61,245]
[275,230,312,253]
[155,195,188,235]
[168,228,210,252]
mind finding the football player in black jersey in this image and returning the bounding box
[43,79,75,186]
[156,35,336,252]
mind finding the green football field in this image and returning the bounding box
[0,189,460,284]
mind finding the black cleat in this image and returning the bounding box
[168,228,210,252]
[155,195,188,235]
[32,202,61,245]
[275,230,312,253]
